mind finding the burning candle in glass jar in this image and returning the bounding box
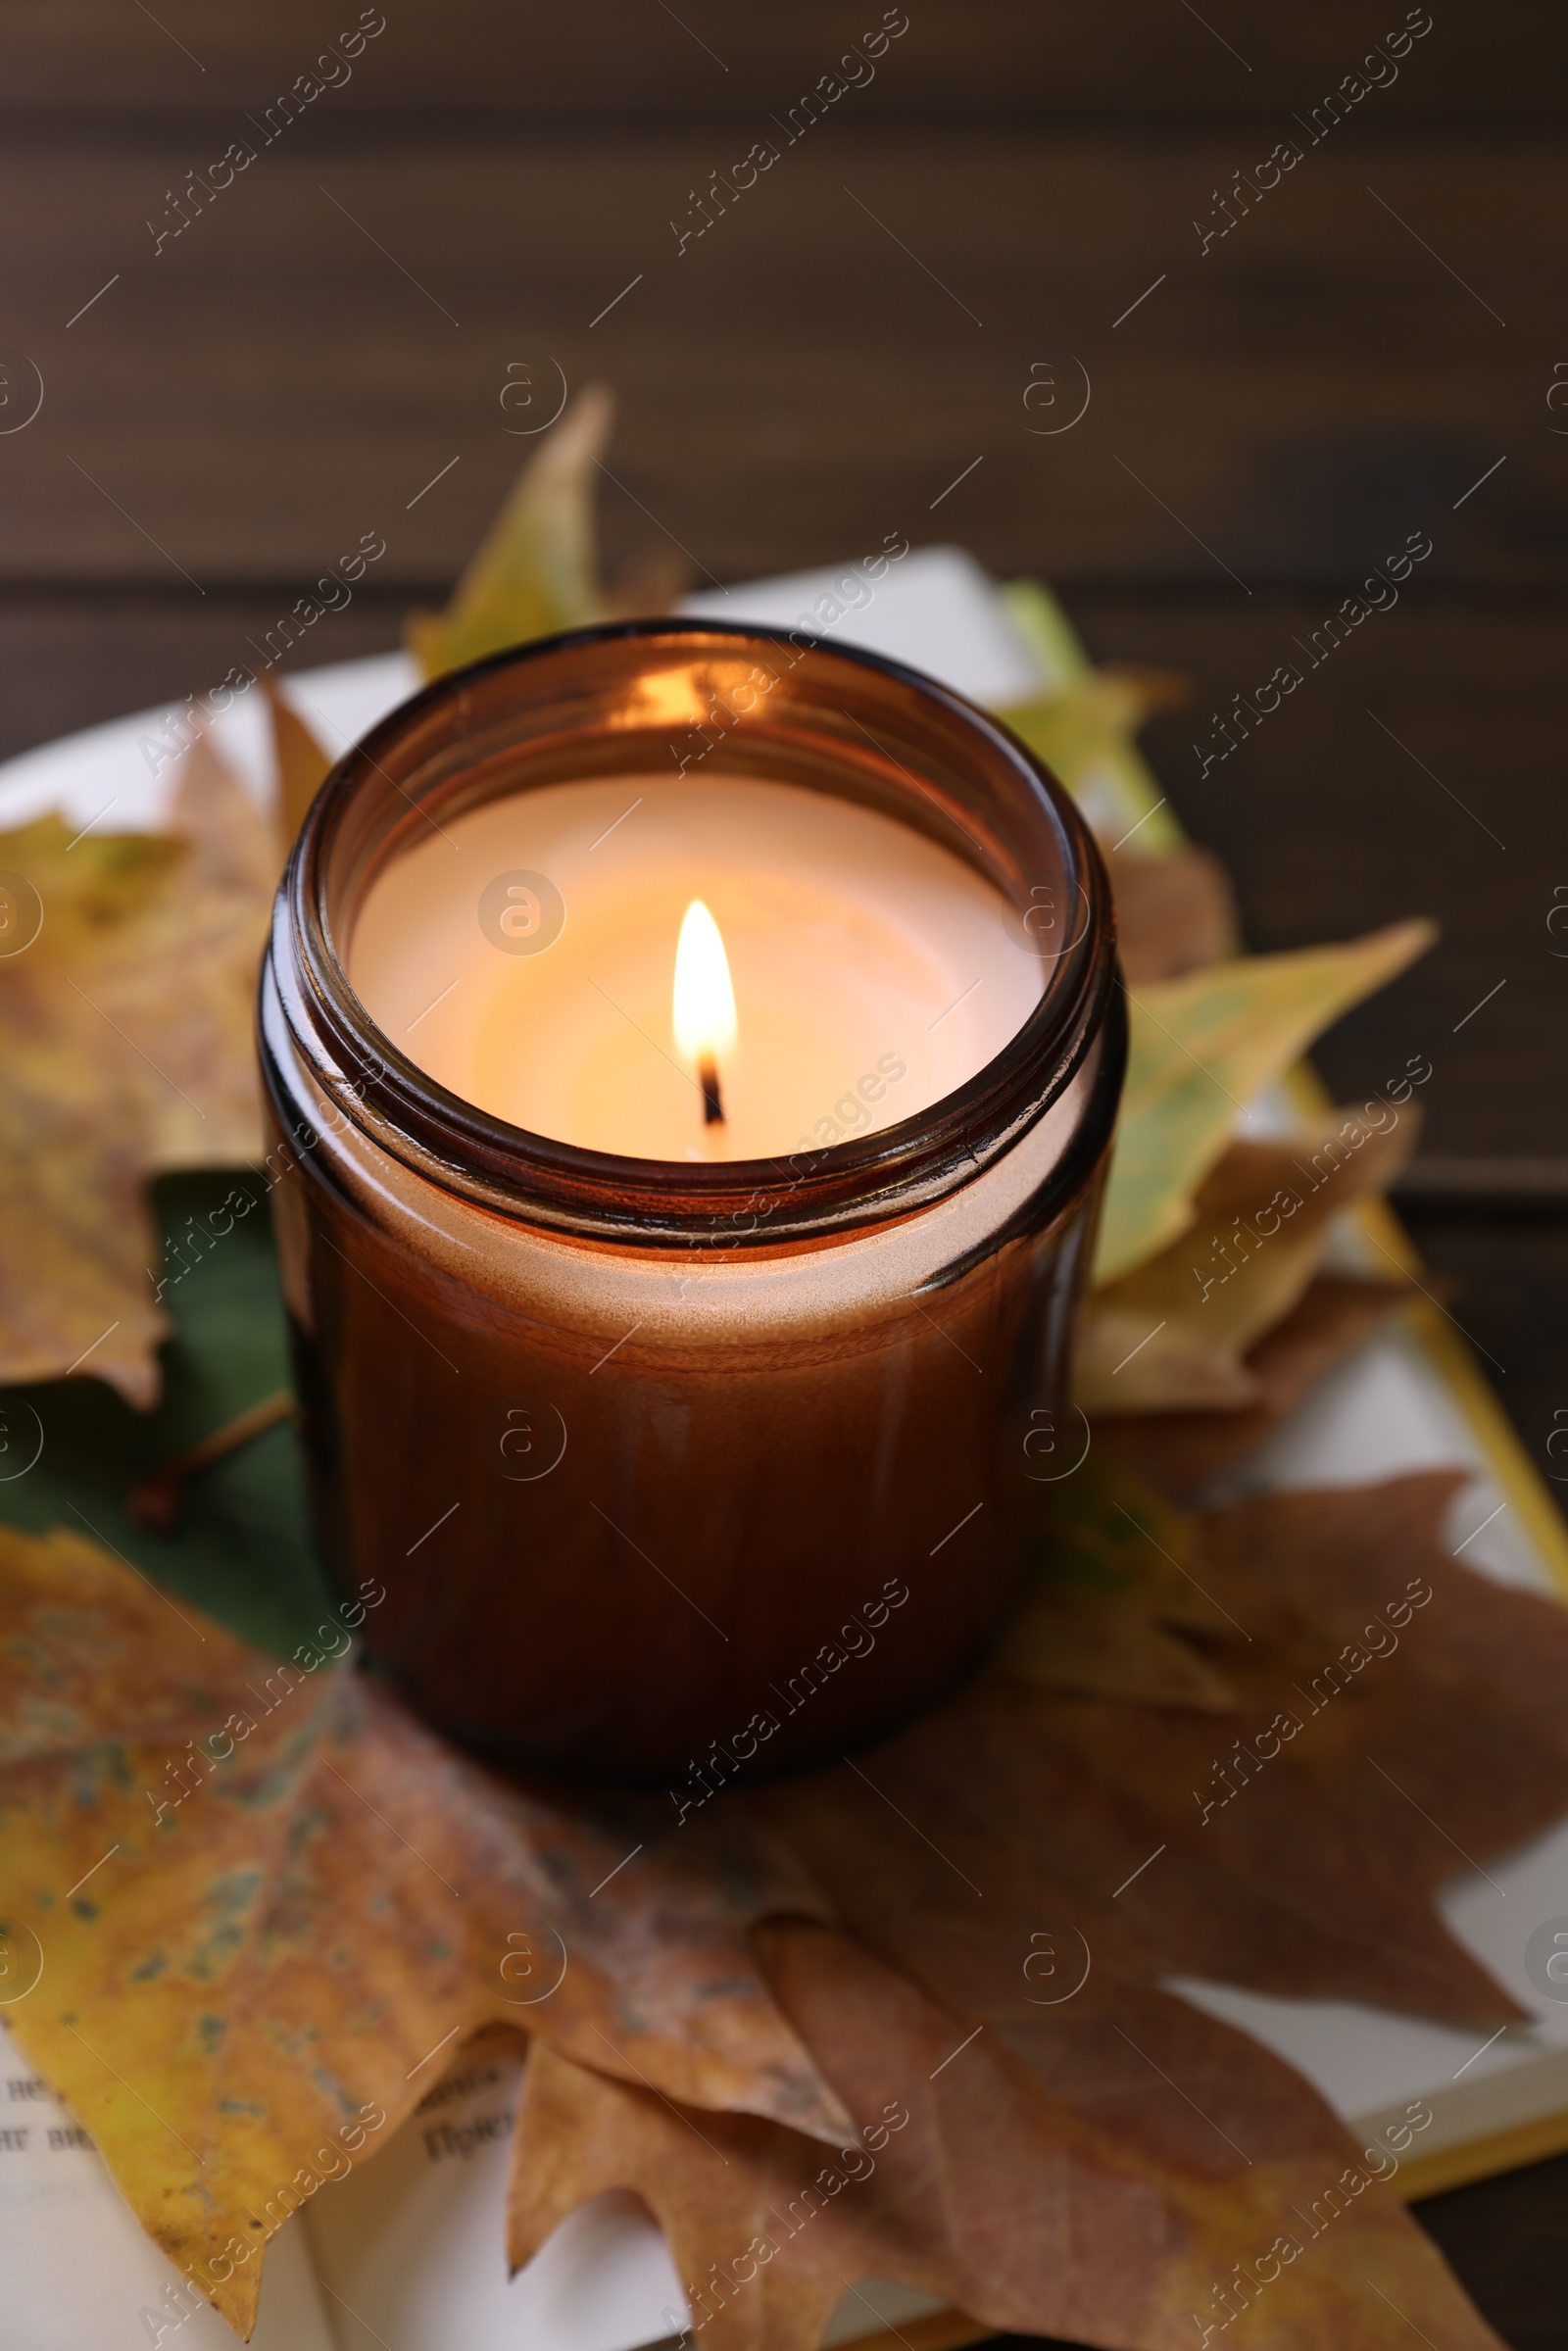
[348,772,1043,1160]
[265,625,1120,1778]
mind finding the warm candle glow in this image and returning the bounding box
[672,900,737,1127]
[354,774,1044,1161]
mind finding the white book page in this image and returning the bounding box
[0,2020,334,2351]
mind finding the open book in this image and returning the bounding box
[3,549,1566,2349]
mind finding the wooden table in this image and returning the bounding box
[2,5,1563,2339]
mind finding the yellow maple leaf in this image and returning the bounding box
[0,1520,850,2335]
[406,384,614,680]
[0,734,272,1403]
[1097,919,1435,1286]
[1001,663,1187,816]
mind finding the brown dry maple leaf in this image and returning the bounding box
[722,1472,1568,2348]
[512,1921,1508,2351]
[0,731,271,1403]
[760,1472,1560,2031]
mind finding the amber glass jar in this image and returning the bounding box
[258,623,1122,1782]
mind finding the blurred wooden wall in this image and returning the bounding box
[3,10,1564,1094]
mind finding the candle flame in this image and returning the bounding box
[672,899,737,1071]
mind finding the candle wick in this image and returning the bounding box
[699,1055,725,1127]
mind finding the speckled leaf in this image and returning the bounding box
[0,1520,849,2337]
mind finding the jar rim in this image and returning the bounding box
[270,618,1119,1247]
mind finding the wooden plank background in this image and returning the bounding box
[3,4,1565,2340]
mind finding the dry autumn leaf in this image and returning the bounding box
[508,2035,893,2351]
[997,582,1189,855]
[992,609,1237,979]
[1096,919,1436,1284]
[1078,1113,1417,1415]
[0,1519,849,2337]
[406,384,614,681]
[512,1920,1509,2351]
[4,1467,1562,2348]
[1003,650,1238,981]
[752,1918,1507,2351]
[603,543,695,619]
[761,1472,1558,2033]
[0,395,685,1400]
[0,731,271,1403]
[1099,1274,1411,1502]
[263,677,333,858]
[1105,837,1240,982]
